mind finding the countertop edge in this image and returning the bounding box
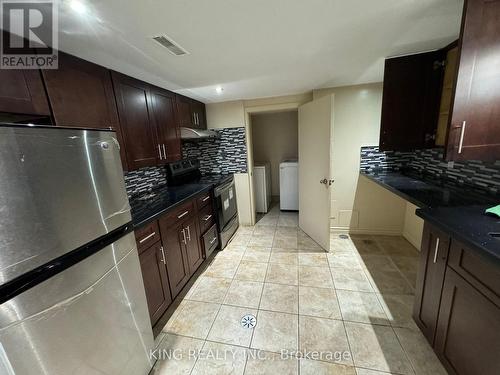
[131,184,213,229]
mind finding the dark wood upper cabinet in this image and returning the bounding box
[445,0,500,161]
[42,53,118,129]
[138,241,172,326]
[190,99,207,130]
[112,72,159,170]
[150,88,181,163]
[379,50,445,151]
[0,69,50,117]
[175,95,193,128]
[413,223,451,344]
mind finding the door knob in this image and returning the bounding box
[329,179,335,186]
[320,178,328,185]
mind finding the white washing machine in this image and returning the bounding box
[279,160,299,211]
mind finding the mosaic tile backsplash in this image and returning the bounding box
[124,166,167,198]
[360,146,500,194]
[182,127,248,175]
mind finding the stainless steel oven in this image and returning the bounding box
[214,177,239,248]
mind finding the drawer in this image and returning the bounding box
[135,220,160,254]
[163,199,195,227]
[198,204,215,234]
[448,239,500,300]
[202,224,219,258]
[197,191,212,209]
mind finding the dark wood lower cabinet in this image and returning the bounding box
[138,241,172,326]
[414,221,500,375]
[160,220,190,299]
[434,268,500,375]
[413,224,450,344]
[183,217,204,273]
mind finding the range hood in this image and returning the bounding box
[180,127,219,140]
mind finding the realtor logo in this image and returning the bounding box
[1,0,58,69]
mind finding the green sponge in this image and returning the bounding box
[485,205,500,217]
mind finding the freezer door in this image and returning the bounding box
[0,125,131,284]
[0,232,154,375]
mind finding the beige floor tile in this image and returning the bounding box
[151,334,204,375]
[217,247,246,262]
[273,234,298,249]
[328,253,362,269]
[298,232,323,250]
[331,268,373,292]
[165,300,220,339]
[278,214,299,227]
[375,236,419,257]
[359,255,399,273]
[365,269,414,295]
[299,286,342,319]
[191,341,247,375]
[235,261,268,282]
[231,233,252,246]
[249,233,275,247]
[299,316,352,365]
[260,283,298,314]
[185,276,232,304]
[336,290,389,325]
[298,253,329,267]
[394,327,447,375]
[300,359,356,375]
[344,322,413,374]
[390,255,418,288]
[265,263,298,285]
[256,215,279,226]
[330,238,356,254]
[276,226,298,237]
[245,350,298,375]
[299,266,334,288]
[351,235,386,255]
[204,258,241,279]
[224,280,264,308]
[243,247,272,263]
[207,305,257,347]
[253,226,276,236]
[236,226,255,235]
[270,249,298,265]
[377,293,418,330]
[251,310,298,353]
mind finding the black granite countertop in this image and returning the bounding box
[416,205,500,266]
[361,170,499,208]
[360,169,500,265]
[129,183,213,228]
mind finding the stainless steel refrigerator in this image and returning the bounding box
[0,124,154,375]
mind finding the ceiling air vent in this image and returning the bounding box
[152,35,188,56]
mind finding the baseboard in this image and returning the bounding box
[330,226,403,237]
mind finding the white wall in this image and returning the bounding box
[251,111,298,196]
[206,100,245,129]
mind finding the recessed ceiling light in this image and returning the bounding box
[70,0,88,15]
[215,86,223,94]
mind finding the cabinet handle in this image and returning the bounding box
[181,229,187,244]
[196,113,199,125]
[162,144,167,159]
[210,236,217,245]
[192,113,196,125]
[160,246,166,264]
[177,211,189,219]
[203,214,212,222]
[433,237,440,263]
[158,144,162,160]
[186,225,191,241]
[458,121,466,154]
[139,232,156,244]
[202,196,210,202]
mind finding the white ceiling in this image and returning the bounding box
[57,0,464,103]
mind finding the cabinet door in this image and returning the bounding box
[138,242,172,326]
[446,0,500,161]
[0,69,50,116]
[190,100,207,129]
[413,223,450,344]
[159,219,190,298]
[150,88,181,163]
[380,50,445,151]
[435,268,500,375]
[112,72,159,169]
[175,95,193,127]
[183,216,204,274]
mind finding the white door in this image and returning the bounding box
[298,94,333,250]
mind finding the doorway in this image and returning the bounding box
[250,110,299,224]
